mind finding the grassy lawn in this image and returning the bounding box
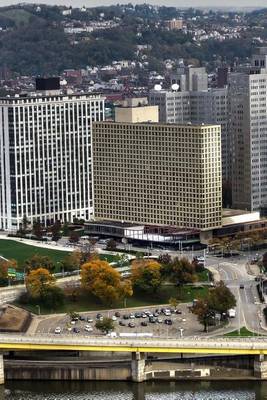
[224,327,264,337]
[197,269,210,282]
[0,239,119,270]
[15,284,209,315]
[0,239,70,267]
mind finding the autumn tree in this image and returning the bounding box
[26,268,55,299]
[25,267,64,309]
[131,259,163,294]
[81,259,133,305]
[170,257,197,285]
[95,317,115,334]
[24,254,54,273]
[0,259,17,285]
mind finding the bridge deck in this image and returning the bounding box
[0,335,267,355]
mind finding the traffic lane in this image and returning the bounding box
[35,305,203,338]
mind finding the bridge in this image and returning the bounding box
[1,335,267,382]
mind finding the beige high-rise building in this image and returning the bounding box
[93,122,222,230]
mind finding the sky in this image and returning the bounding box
[0,0,267,8]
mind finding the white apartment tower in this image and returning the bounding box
[229,48,267,211]
[0,79,105,230]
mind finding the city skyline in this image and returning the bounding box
[0,0,266,9]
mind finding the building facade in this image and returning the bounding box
[229,48,267,211]
[149,88,229,181]
[93,122,222,230]
[0,92,105,230]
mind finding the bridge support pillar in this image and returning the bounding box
[254,354,267,379]
[131,352,146,382]
[0,353,4,384]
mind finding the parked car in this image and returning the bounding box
[115,312,121,318]
[84,325,93,332]
[54,327,61,334]
[141,321,148,327]
[112,316,117,321]
[73,327,80,333]
[128,322,135,328]
[87,317,93,323]
[164,319,173,325]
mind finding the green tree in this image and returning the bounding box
[69,231,80,243]
[207,281,236,317]
[95,317,115,334]
[131,259,163,294]
[41,285,65,308]
[105,239,117,251]
[24,254,54,273]
[32,220,43,240]
[171,257,197,285]
[192,299,215,332]
[51,220,61,242]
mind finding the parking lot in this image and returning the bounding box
[35,304,203,338]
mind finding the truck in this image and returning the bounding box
[228,308,236,318]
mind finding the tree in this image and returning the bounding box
[69,231,80,243]
[207,281,236,317]
[105,239,117,251]
[131,259,163,294]
[192,281,236,331]
[51,220,61,242]
[159,253,173,279]
[32,220,43,240]
[0,259,17,285]
[192,299,215,332]
[81,258,133,305]
[95,317,115,334]
[263,252,267,271]
[41,285,65,308]
[24,254,54,273]
[169,297,179,309]
[26,268,55,299]
[62,250,82,272]
[170,257,197,285]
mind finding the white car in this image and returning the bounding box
[54,327,61,334]
[112,316,117,321]
[84,325,93,332]
[87,318,93,323]
[70,320,76,325]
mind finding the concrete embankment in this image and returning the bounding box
[4,355,256,382]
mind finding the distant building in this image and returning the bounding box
[93,122,222,230]
[115,105,159,123]
[166,19,183,30]
[0,78,105,230]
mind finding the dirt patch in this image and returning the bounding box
[0,305,32,332]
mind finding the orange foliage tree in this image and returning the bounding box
[26,267,55,299]
[81,259,133,305]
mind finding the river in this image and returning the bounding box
[1,381,267,400]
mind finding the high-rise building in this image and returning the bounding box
[149,87,229,180]
[93,122,222,230]
[0,80,105,230]
[229,48,267,211]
